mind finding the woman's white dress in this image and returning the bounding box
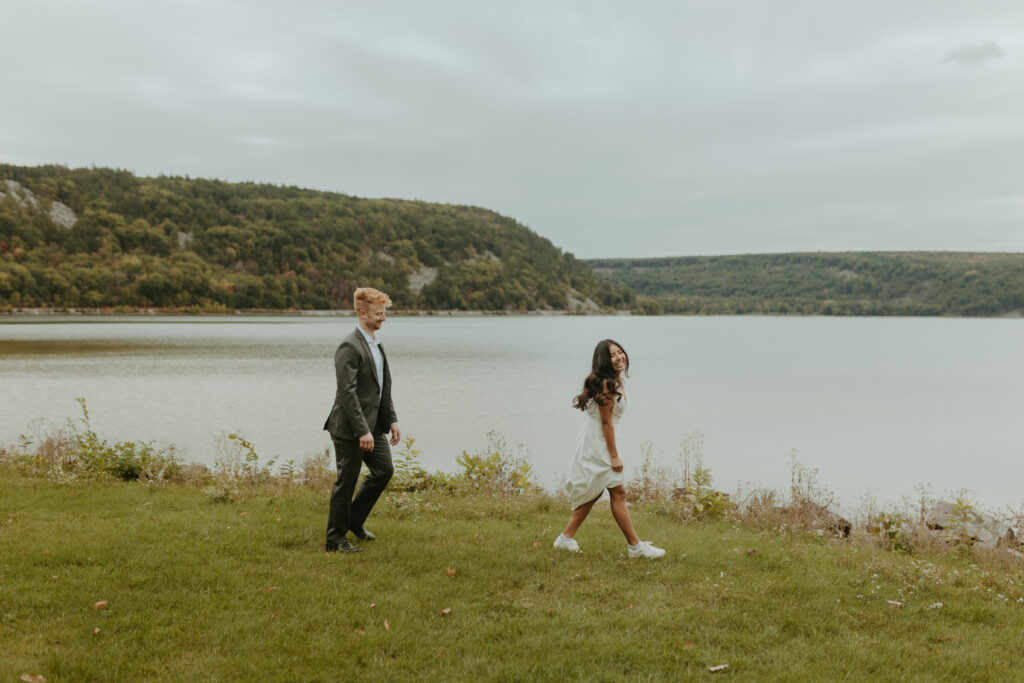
[565,389,627,509]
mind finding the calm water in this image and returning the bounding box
[1,315,1022,512]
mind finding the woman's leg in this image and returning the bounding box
[561,495,601,538]
[608,485,640,546]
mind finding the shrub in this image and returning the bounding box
[455,431,535,495]
[867,511,913,552]
[673,464,733,520]
[391,437,456,493]
[3,398,180,483]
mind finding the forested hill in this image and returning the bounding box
[588,252,1024,316]
[0,164,633,312]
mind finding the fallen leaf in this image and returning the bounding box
[93,601,108,610]
[682,642,696,650]
[438,607,452,616]
[532,541,541,548]
[446,567,457,577]
[263,586,276,592]
[274,508,279,512]
[92,627,101,635]
[547,608,554,615]
[709,664,729,673]
[151,516,160,523]
[271,613,279,619]
[384,619,390,631]
[626,604,633,610]
[20,675,46,683]
[240,512,248,517]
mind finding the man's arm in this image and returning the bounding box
[385,359,399,446]
[336,342,370,437]
[386,396,397,427]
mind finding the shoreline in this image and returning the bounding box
[1,307,1022,319]
[0,307,624,318]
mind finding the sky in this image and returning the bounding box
[3,1,1023,258]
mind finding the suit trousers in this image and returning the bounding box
[326,434,394,546]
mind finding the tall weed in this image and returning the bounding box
[203,433,277,502]
[627,432,733,521]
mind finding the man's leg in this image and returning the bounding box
[349,434,394,534]
[326,437,363,547]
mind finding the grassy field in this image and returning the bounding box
[3,470,1024,681]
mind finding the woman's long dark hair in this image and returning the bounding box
[572,339,629,412]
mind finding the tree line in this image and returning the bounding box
[0,164,633,312]
[588,252,1024,316]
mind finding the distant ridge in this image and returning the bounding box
[588,252,1024,316]
[0,164,633,312]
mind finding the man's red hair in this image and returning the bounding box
[353,287,392,312]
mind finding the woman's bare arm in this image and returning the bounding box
[599,381,623,472]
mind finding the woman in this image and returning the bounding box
[554,339,665,559]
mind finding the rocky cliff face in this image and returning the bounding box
[1,179,77,228]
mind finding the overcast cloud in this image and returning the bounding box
[3,1,1023,257]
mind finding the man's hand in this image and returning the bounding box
[389,423,401,446]
[358,432,374,452]
[610,455,623,473]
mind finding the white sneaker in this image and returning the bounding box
[628,541,665,559]
[553,534,580,552]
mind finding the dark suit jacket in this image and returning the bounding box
[323,328,397,440]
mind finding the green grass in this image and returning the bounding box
[3,471,1024,681]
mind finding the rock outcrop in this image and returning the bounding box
[924,502,1016,549]
[1,179,77,228]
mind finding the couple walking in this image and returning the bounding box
[323,287,665,559]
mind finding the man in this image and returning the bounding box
[323,287,400,553]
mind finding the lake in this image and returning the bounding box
[1,315,1022,514]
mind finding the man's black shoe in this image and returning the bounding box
[326,539,362,553]
[352,528,376,541]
